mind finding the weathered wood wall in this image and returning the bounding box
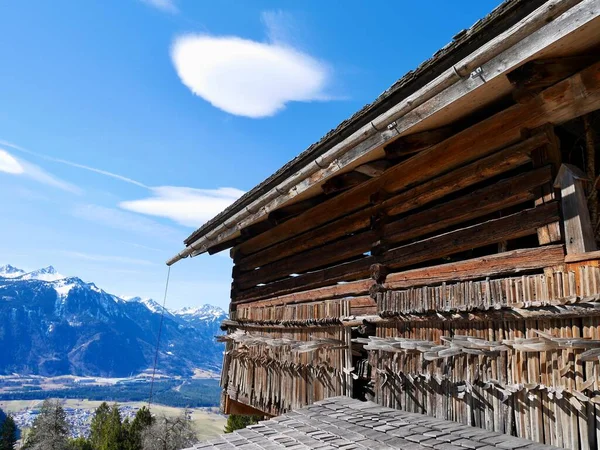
[218,58,600,449]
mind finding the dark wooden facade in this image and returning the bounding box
[170,1,600,448]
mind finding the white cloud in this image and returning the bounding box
[119,186,244,227]
[72,204,181,239]
[0,148,82,194]
[140,0,178,14]
[61,251,155,266]
[0,149,24,174]
[171,33,330,118]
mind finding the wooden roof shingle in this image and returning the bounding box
[185,397,561,450]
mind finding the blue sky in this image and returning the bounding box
[0,0,501,310]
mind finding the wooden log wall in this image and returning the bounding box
[219,59,600,445]
[221,299,352,415]
[367,262,600,450]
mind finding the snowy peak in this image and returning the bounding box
[0,264,26,278]
[123,296,170,315]
[19,266,66,282]
[173,304,226,322]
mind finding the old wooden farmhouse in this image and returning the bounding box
[171,0,600,448]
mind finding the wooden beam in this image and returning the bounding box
[233,202,559,302]
[232,279,374,307]
[321,171,371,195]
[380,202,559,271]
[267,195,328,225]
[235,166,551,288]
[225,396,268,416]
[507,55,598,103]
[383,126,454,158]
[383,245,565,289]
[235,134,545,269]
[565,250,600,264]
[354,159,393,177]
[238,60,600,258]
[529,124,562,244]
[554,164,598,254]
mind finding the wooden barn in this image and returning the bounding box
[169,0,600,448]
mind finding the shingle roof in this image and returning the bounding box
[186,396,560,450]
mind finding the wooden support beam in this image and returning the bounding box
[554,164,598,254]
[383,245,565,290]
[238,60,600,258]
[235,134,545,269]
[583,115,598,231]
[354,160,393,177]
[321,171,371,195]
[268,195,328,225]
[383,126,454,158]
[233,202,559,302]
[235,166,552,288]
[529,124,562,244]
[507,55,597,103]
[224,396,268,416]
[232,279,373,307]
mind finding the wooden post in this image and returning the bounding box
[554,164,598,254]
[529,124,562,245]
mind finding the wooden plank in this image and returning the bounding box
[383,245,565,289]
[565,250,600,263]
[354,159,393,177]
[383,126,454,158]
[233,202,559,302]
[530,124,562,245]
[239,57,600,258]
[321,171,371,195]
[235,166,552,287]
[268,195,328,225]
[554,164,598,254]
[236,137,546,271]
[507,55,598,103]
[232,279,374,307]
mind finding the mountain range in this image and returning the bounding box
[0,264,227,377]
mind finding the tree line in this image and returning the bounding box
[12,399,197,450]
[0,406,19,450]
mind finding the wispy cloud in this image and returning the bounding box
[139,0,178,14]
[261,10,299,47]
[3,139,244,229]
[72,204,181,239]
[119,186,244,227]
[171,13,332,118]
[61,251,156,266]
[0,148,82,194]
[0,140,147,189]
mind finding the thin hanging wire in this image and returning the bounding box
[148,265,171,406]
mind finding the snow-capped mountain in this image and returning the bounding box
[0,264,25,278]
[18,265,66,282]
[0,265,227,377]
[173,305,227,323]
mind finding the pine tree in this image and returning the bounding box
[22,399,70,450]
[89,402,110,449]
[125,406,154,450]
[101,404,124,450]
[0,415,18,450]
[224,414,261,433]
[66,437,93,450]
